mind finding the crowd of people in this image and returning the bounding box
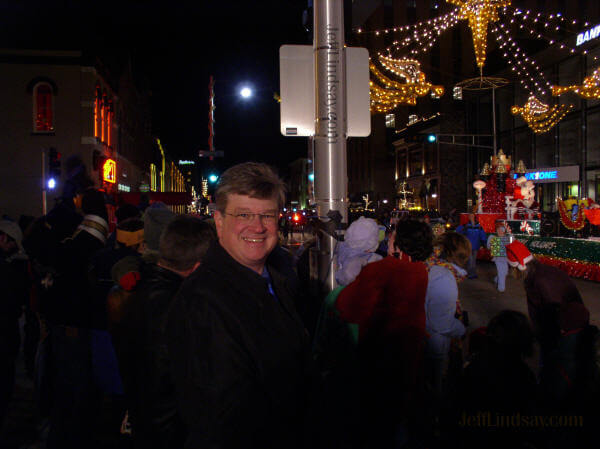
[1,160,599,449]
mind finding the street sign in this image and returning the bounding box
[279,44,370,137]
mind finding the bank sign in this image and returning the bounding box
[576,23,600,46]
[513,165,579,184]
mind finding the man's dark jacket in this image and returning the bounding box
[167,242,315,449]
[113,263,186,449]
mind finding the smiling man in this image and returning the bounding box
[167,162,315,449]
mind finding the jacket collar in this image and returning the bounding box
[205,242,298,313]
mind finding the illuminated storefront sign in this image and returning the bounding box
[103,158,116,183]
[513,170,557,181]
[513,165,578,184]
[576,23,600,46]
[178,160,195,165]
[118,183,130,192]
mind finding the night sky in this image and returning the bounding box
[2,0,312,176]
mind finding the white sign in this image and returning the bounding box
[576,23,600,46]
[279,45,370,137]
[179,160,195,165]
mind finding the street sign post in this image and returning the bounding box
[280,0,371,292]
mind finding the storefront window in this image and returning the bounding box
[536,132,555,167]
[409,149,422,177]
[587,111,600,167]
[558,56,581,108]
[559,118,580,166]
[514,130,532,168]
[397,150,407,179]
[425,144,437,173]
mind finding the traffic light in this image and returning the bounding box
[208,174,219,183]
[427,134,437,143]
[47,147,61,189]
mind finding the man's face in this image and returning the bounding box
[214,194,279,274]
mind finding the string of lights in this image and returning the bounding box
[491,23,553,96]
[504,6,589,32]
[377,11,461,58]
[511,95,574,134]
[503,6,597,62]
[355,9,458,35]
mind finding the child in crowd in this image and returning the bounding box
[487,220,512,292]
[335,216,383,286]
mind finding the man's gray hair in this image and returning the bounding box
[215,162,286,212]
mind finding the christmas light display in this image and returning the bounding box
[370,58,444,111]
[557,198,587,231]
[552,67,600,100]
[447,0,512,71]
[356,1,594,106]
[511,96,574,134]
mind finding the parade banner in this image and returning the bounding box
[478,235,600,281]
[514,236,600,282]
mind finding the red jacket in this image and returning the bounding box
[335,256,428,419]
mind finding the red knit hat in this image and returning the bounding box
[506,241,533,270]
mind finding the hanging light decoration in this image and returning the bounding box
[447,0,512,71]
[511,96,574,134]
[552,67,600,100]
[369,57,444,112]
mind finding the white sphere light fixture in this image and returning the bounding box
[240,87,252,98]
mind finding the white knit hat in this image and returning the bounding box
[344,216,381,252]
[0,220,23,251]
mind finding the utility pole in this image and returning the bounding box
[313,0,348,292]
[41,150,47,215]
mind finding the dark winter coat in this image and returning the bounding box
[44,228,105,328]
[112,263,186,449]
[167,242,315,449]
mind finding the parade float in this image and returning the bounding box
[459,151,600,281]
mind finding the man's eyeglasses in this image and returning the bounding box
[225,212,278,225]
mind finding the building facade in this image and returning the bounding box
[0,49,154,220]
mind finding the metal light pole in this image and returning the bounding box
[313,0,347,291]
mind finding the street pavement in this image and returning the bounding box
[459,260,600,331]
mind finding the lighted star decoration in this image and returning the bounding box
[511,96,574,134]
[447,0,511,71]
[370,58,444,112]
[552,67,600,100]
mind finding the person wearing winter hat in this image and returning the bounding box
[0,219,24,256]
[0,220,29,425]
[507,241,586,353]
[335,216,383,286]
[142,203,175,262]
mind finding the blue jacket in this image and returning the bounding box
[456,222,487,251]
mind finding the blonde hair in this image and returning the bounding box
[215,162,286,212]
[435,232,471,268]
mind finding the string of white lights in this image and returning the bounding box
[504,5,589,32]
[380,11,460,58]
[492,22,554,96]
[503,7,598,63]
[355,9,459,35]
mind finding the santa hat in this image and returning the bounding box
[506,241,534,270]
